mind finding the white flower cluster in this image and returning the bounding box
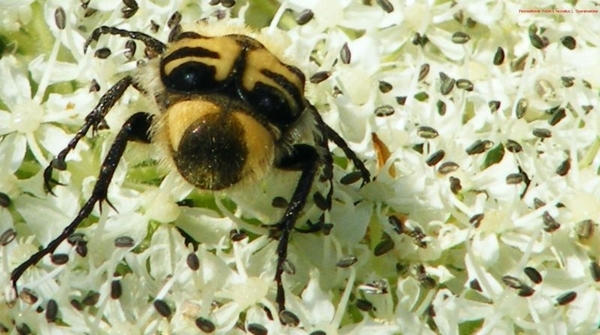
[1,0,600,334]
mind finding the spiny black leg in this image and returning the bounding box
[308,106,371,185]
[12,112,154,293]
[84,26,167,54]
[44,76,133,194]
[274,145,320,313]
[311,111,335,211]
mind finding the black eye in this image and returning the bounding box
[246,83,298,125]
[163,62,217,92]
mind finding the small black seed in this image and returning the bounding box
[412,33,428,46]
[355,298,373,311]
[153,299,172,317]
[505,139,522,153]
[561,76,575,88]
[590,262,600,282]
[123,0,138,9]
[533,198,546,209]
[418,63,430,81]
[95,47,111,59]
[437,162,459,174]
[82,291,100,306]
[524,267,542,284]
[529,32,546,49]
[515,98,528,119]
[247,323,268,335]
[76,242,88,257]
[340,171,363,185]
[417,126,439,139]
[502,275,523,289]
[469,279,482,292]
[453,9,464,23]
[449,176,462,194]
[532,128,552,138]
[124,40,136,59]
[493,47,505,65]
[167,11,182,29]
[556,158,570,176]
[15,324,31,335]
[489,100,501,113]
[396,96,407,105]
[576,219,594,240]
[84,8,97,18]
[280,310,300,326]
[0,228,16,246]
[89,79,100,92]
[230,229,247,242]
[506,173,524,185]
[20,288,38,304]
[436,100,446,115]
[111,280,122,299]
[168,24,182,43]
[456,79,474,91]
[45,299,58,323]
[0,192,11,207]
[309,71,331,84]
[465,140,488,155]
[121,6,137,18]
[283,259,296,275]
[114,236,135,248]
[542,211,560,232]
[376,0,394,13]
[556,291,577,305]
[560,36,576,49]
[195,317,216,333]
[186,253,200,271]
[440,76,455,95]
[310,331,327,335]
[518,285,535,297]
[451,31,470,44]
[220,0,235,8]
[469,213,484,227]
[511,53,529,72]
[337,256,358,268]
[51,253,69,265]
[295,9,314,25]
[340,43,351,64]
[54,7,66,30]
[70,299,83,311]
[374,238,394,256]
[271,196,288,208]
[374,105,395,117]
[67,232,86,245]
[378,80,393,93]
[313,191,329,210]
[426,150,445,166]
[548,108,566,126]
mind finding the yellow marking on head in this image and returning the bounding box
[163,37,241,81]
[243,48,304,107]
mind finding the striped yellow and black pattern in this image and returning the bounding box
[152,28,308,191]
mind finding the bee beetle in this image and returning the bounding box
[11,20,370,315]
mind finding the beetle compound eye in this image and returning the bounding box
[163,62,218,92]
[246,84,296,125]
